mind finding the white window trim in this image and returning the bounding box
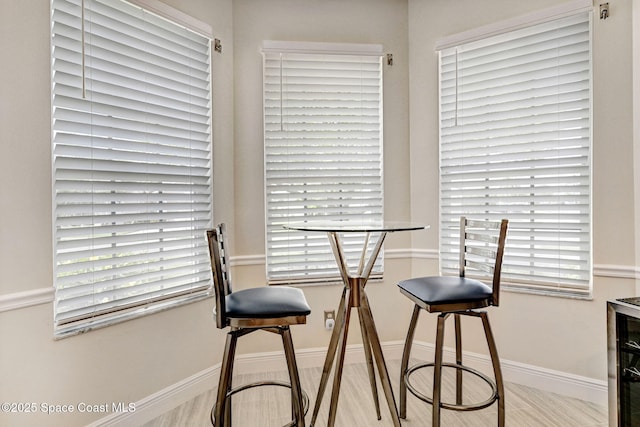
[262,40,384,56]
[435,0,593,51]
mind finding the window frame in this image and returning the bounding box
[262,41,385,285]
[436,2,593,298]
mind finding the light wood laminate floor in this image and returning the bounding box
[142,360,607,426]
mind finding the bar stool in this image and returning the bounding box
[397,217,508,426]
[207,224,311,427]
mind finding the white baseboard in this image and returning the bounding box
[91,340,608,426]
[86,366,219,427]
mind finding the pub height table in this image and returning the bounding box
[284,220,427,427]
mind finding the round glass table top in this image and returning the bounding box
[283,220,428,233]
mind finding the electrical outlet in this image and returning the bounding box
[324,310,335,330]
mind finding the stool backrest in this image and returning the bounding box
[459,217,509,306]
[207,224,233,329]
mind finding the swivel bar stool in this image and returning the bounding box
[397,217,508,426]
[207,224,311,426]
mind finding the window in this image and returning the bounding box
[263,41,384,284]
[51,0,213,336]
[438,7,592,297]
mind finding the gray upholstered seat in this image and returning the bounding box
[225,286,310,319]
[398,276,492,307]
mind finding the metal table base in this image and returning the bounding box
[309,231,401,427]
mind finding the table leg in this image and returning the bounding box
[327,287,353,427]
[310,286,348,427]
[313,230,400,426]
[400,305,420,419]
[360,292,402,427]
[358,307,382,420]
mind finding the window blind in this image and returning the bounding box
[263,42,384,284]
[439,12,592,297]
[51,0,213,336]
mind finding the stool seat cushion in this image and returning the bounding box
[226,286,311,319]
[398,276,492,306]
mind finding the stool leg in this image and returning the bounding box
[455,313,463,405]
[480,312,505,427]
[282,326,306,427]
[214,331,238,427]
[400,304,421,419]
[432,313,448,427]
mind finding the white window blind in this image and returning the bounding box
[439,12,592,297]
[51,0,213,336]
[263,42,384,284]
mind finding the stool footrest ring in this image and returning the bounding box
[404,362,499,412]
[211,380,309,427]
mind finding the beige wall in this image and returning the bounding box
[228,0,418,355]
[232,0,640,382]
[407,0,637,380]
[0,0,233,426]
[1,0,639,425]
[231,0,412,255]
